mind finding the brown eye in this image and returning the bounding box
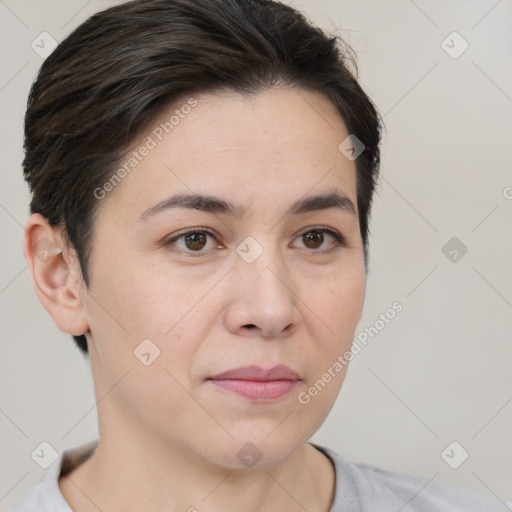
[302,230,324,250]
[292,227,346,254]
[165,228,219,255]
[183,232,207,251]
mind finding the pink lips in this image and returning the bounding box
[208,365,300,401]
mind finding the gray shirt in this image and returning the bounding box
[8,441,512,511]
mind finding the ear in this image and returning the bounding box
[23,213,90,336]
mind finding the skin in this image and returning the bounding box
[24,86,366,512]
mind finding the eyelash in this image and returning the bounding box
[163,226,347,257]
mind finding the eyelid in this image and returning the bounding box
[165,226,218,242]
[294,224,342,239]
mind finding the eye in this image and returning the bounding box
[163,226,346,257]
[291,227,346,254]
[164,228,220,256]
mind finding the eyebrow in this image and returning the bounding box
[136,189,357,222]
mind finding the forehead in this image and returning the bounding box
[100,87,358,221]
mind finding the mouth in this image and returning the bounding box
[207,365,301,401]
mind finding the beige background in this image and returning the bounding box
[1,0,511,509]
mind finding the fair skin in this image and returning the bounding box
[24,86,366,512]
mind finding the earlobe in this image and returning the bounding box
[24,213,90,336]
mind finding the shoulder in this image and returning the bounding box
[9,441,97,512]
[312,443,512,512]
[8,466,65,512]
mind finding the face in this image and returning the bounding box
[81,87,366,469]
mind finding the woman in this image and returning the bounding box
[11,0,511,510]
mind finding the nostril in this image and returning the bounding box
[244,324,256,329]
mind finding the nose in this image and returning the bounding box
[223,241,300,339]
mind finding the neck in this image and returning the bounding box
[58,437,335,512]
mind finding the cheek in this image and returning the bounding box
[296,263,365,409]
[84,272,204,416]
[304,267,365,340]
[85,260,212,380]
[87,255,176,336]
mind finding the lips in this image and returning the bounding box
[209,364,300,382]
[207,365,301,401]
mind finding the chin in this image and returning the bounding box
[200,431,307,470]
